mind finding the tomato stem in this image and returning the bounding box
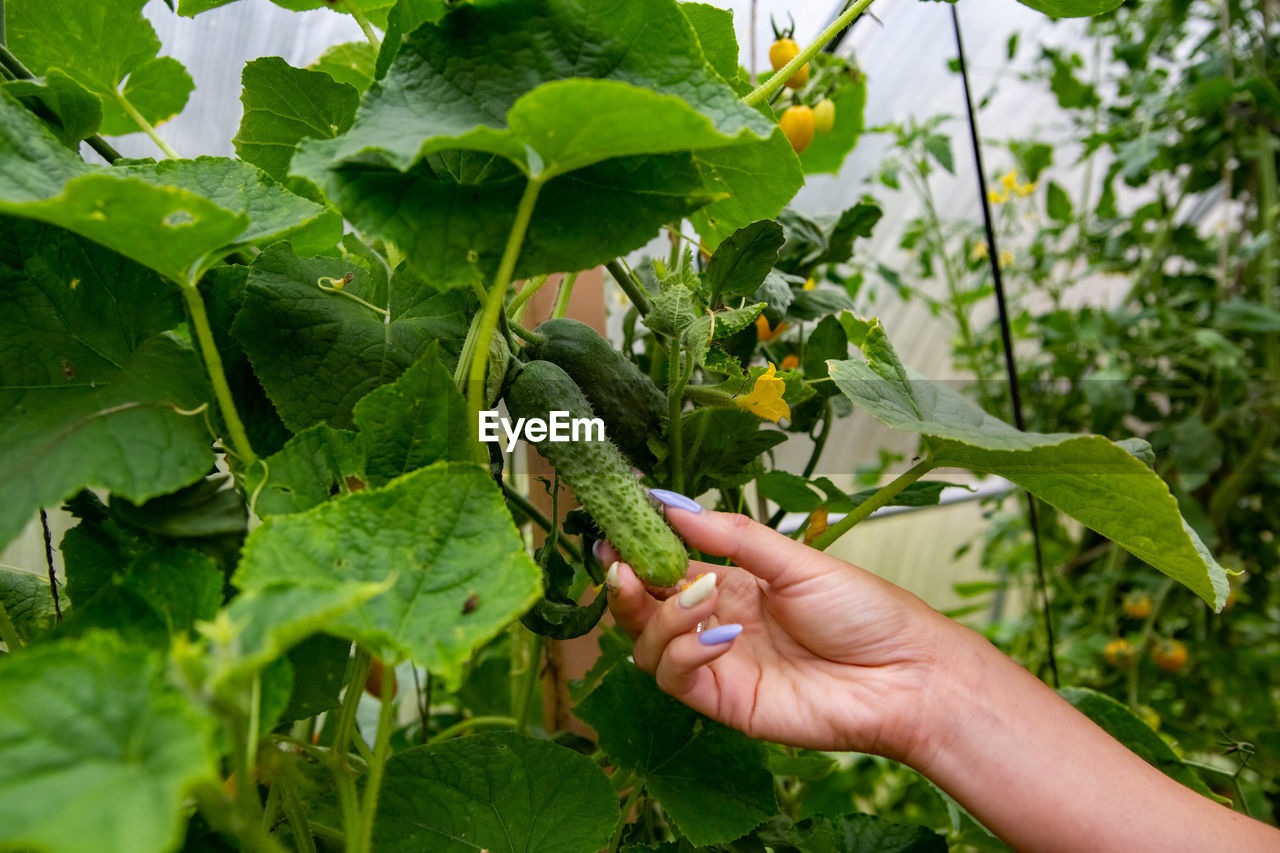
[743,0,876,108]
[811,453,933,550]
[466,177,544,459]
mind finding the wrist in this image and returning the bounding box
[890,617,1005,775]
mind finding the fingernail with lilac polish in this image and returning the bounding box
[699,624,743,646]
[592,540,606,560]
[677,572,716,608]
[605,562,622,595]
[648,489,703,514]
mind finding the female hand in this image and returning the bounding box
[600,491,963,764]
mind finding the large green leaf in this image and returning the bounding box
[63,547,223,648]
[3,70,103,148]
[178,0,396,26]
[576,664,777,846]
[759,813,948,853]
[233,57,359,182]
[231,244,469,431]
[690,130,805,250]
[373,732,618,853]
[7,0,192,130]
[0,94,340,283]
[234,462,541,683]
[209,579,391,684]
[0,220,214,551]
[829,315,1229,609]
[353,342,474,486]
[293,0,781,287]
[98,57,195,137]
[0,633,215,853]
[245,425,365,516]
[1017,0,1125,17]
[0,565,59,644]
[680,2,742,83]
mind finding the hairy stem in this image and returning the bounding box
[466,178,544,455]
[355,669,396,853]
[743,0,876,107]
[606,260,652,315]
[427,715,520,744]
[506,274,551,323]
[180,280,257,467]
[278,769,318,853]
[342,0,381,51]
[551,270,579,319]
[114,91,179,159]
[811,455,933,551]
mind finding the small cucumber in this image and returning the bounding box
[523,318,667,472]
[504,359,687,587]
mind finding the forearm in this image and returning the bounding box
[909,624,1279,853]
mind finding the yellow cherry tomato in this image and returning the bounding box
[1151,639,1188,673]
[779,105,815,154]
[769,38,809,89]
[1104,637,1135,668]
[1122,592,1153,620]
[813,97,836,133]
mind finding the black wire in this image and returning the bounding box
[949,3,1059,688]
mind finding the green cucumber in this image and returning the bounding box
[523,318,667,472]
[504,359,687,587]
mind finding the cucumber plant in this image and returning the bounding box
[0,0,1234,851]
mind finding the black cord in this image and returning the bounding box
[950,3,1059,688]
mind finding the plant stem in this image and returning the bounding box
[516,634,543,735]
[39,509,61,621]
[606,259,652,315]
[667,337,687,494]
[811,455,933,551]
[551,271,579,319]
[507,274,551,322]
[342,0,381,51]
[0,598,22,650]
[335,648,372,767]
[743,0,875,107]
[500,484,583,562]
[466,178,544,454]
[427,715,520,743]
[333,647,371,849]
[179,280,257,467]
[1257,127,1278,376]
[355,672,396,853]
[1127,577,1175,710]
[278,769,318,853]
[608,782,645,853]
[507,316,546,345]
[114,91,179,159]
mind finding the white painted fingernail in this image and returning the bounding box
[606,561,621,595]
[678,572,717,609]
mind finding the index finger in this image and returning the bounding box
[660,504,833,589]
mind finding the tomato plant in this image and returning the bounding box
[0,0,1257,851]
